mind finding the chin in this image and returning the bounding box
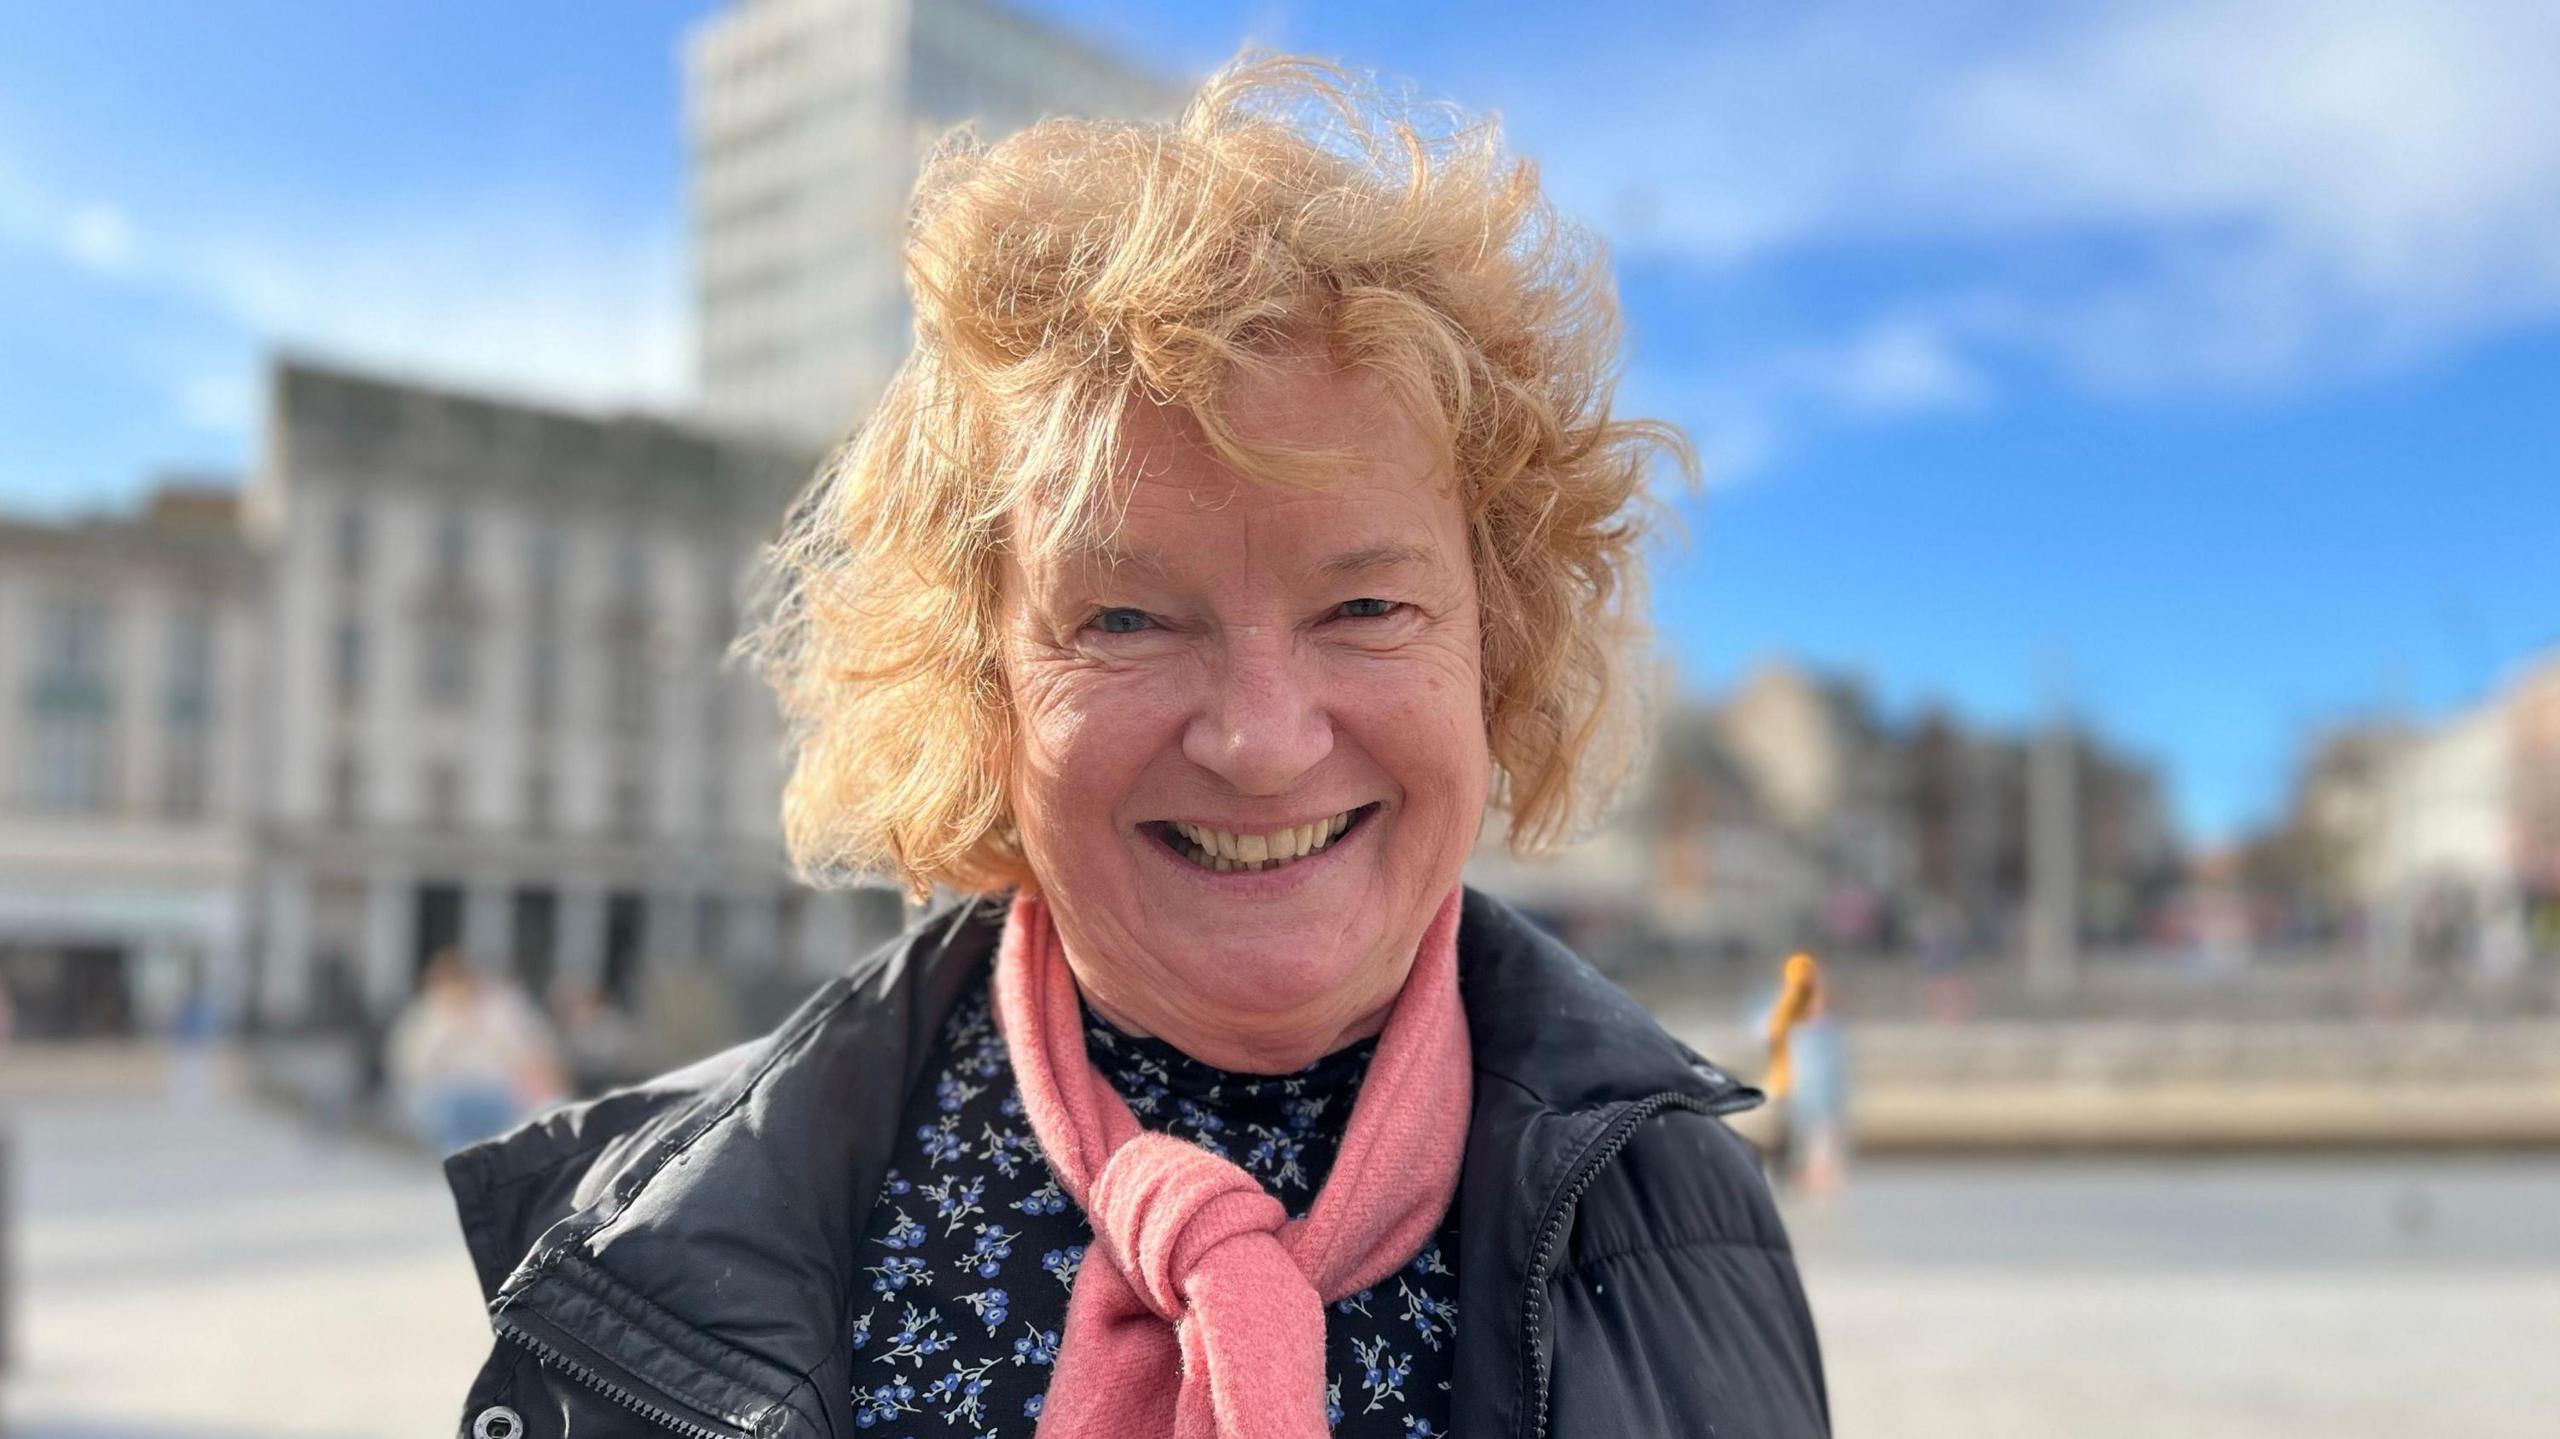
[1192,936,1379,1015]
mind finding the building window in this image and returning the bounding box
[27,717,112,811]
[31,596,112,691]
[334,501,367,582]
[526,525,565,729]
[613,534,649,599]
[165,609,215,721]
[162,739,209,820]
[422,617,474,709]
[162,609,216,819]
[24,597,115,812]
[416,507,477,711]
[331,620,365,708]
[606,533,655,736]
[607,635,653,736]
[603,891,646,1007]
[523,768,554,835]
[426,761,462,830]
[610,774,650,843]
[527,630,560,728]
[528,525,566,598]
[431,507,470,588]
[327,751,363,826]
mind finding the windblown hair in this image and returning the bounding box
[746,54,1692,895]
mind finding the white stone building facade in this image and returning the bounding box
[2368,653,2560,969]
[241,361,906,1028]
[0,490,264,1036]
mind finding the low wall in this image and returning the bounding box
[1662,1014,2560,1152]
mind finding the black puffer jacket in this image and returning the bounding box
[444,888,1830,1439]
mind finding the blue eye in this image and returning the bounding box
[1337,597,1397,619]
[1091,607,1151,635]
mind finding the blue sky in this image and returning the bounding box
[3,0,2555,843]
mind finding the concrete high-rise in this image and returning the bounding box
[687,0,1179,445]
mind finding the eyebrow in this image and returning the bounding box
[1076,539,1440,583]
[1315,541,1440,580]
[1075,542,1175,581]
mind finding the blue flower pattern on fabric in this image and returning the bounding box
[845,973,1459,1435]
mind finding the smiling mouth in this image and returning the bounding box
[1148,804,1379,874]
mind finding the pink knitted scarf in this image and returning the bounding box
[991,887,1471,1439]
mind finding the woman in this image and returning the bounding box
[446,57,1828,1439]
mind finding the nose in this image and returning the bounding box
[1181,625,1334,795]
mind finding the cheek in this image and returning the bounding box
[1006,660,1188,817]
[1347,645,1490,804]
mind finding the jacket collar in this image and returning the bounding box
[463,886,1751,1438]
[469,894,999,1437]
[1442,886,1758,1439]
[1453,885,1749,1109]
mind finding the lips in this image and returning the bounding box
[1157,805,1372,873]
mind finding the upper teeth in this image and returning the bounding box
[1173,810,1356,869]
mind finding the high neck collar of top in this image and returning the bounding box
[1076,999,1381,1108]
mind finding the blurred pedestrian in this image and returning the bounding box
[386,947,566,1154]
[1763,952,1851,1201]
[165,965,221,1113]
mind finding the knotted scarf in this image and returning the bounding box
[991,886,1470,1439]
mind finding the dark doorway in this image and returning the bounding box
[603,890,646,1008]
[413,880,464,986]
[0,944,134,1038]
[512,887,559,999]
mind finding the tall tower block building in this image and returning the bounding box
[687,0,1180,445]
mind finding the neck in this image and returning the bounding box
[1070,980,1397,1074]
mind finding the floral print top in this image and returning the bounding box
[846,969,1460,1436]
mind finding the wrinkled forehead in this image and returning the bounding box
[1009,358,1456,570]
[1192,347,1437,460]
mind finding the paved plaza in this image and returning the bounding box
[4,1063,2557,1437]
[1789,1157,2560,1437]
[2,1072,491,1437]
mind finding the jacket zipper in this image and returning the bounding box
[492,1317,755,1439]
[1516,1088,1760,1439]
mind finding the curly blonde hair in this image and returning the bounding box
[747,54,1691,895]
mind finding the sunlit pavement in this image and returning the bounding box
[2,1059,490,1438]
[1787,1156,2560,1438]
[5,1061,2559,1438]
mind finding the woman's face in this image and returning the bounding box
[998,363,1489,1071]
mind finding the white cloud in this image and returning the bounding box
[1790,320,1990,416]
[1620,315,1987,492]
[1923,0,2560,277]
[63,201,138,274]
[174,369,253,436]
[1510,0,2560,415]
[185,197,691,412]
[1911,0,2560,385]
[0,143,689,435]
[1676,397,1779,490]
